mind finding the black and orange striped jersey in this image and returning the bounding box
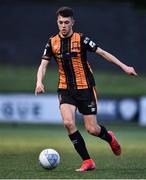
[42,32,98,90]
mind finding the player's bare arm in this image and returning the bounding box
[96,47,138,76]
[35,59,49,95]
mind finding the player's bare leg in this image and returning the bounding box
[60,104,77,134]
[83,115,121,156]
[60,104,95,172]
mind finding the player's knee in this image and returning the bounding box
[64,118,75,130]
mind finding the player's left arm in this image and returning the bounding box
[95,47,138,76]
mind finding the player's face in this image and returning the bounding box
[57,15,74,37]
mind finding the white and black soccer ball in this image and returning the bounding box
[39,148,60,170]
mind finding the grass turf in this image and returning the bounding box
[0,123,146,179]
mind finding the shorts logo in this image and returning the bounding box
[88,101,95,108]
[91,108,96,112]
[88,101,96,112]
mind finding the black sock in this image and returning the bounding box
[98,125,112,143]
[69,130,90,160]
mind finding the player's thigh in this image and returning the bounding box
[60,103,76,124]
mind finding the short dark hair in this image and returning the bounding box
[56,7,74,18]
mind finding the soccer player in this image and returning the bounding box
[35,7,137,172]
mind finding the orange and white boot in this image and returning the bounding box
[75,159,96,172]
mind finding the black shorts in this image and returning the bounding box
[57,87,97,115]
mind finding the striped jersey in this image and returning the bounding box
[42,32,98,90]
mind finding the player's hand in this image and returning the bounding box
[122,65,138,76]
[35,82,45,96]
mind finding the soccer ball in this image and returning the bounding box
[38,148,60,170]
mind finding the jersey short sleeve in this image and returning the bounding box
[42,38,53,61]
[81,34,98,52]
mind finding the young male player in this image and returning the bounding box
[35,7,137,172]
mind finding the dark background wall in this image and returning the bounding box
[0,1,145,72]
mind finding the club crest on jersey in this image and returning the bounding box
[72,41,80,50]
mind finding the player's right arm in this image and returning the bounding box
[81,34,137,76]
[95,47,137,76]
[35,38,53,96]
[35,59,49,96]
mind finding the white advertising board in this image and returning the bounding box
[139,97,146,126]
[0,93,141,124]
[0,94,62,124]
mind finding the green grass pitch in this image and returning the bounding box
[0,123,146,179]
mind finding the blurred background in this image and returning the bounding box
[0,0,146,69]
[0,0,146,179]
[0,0,146,125]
